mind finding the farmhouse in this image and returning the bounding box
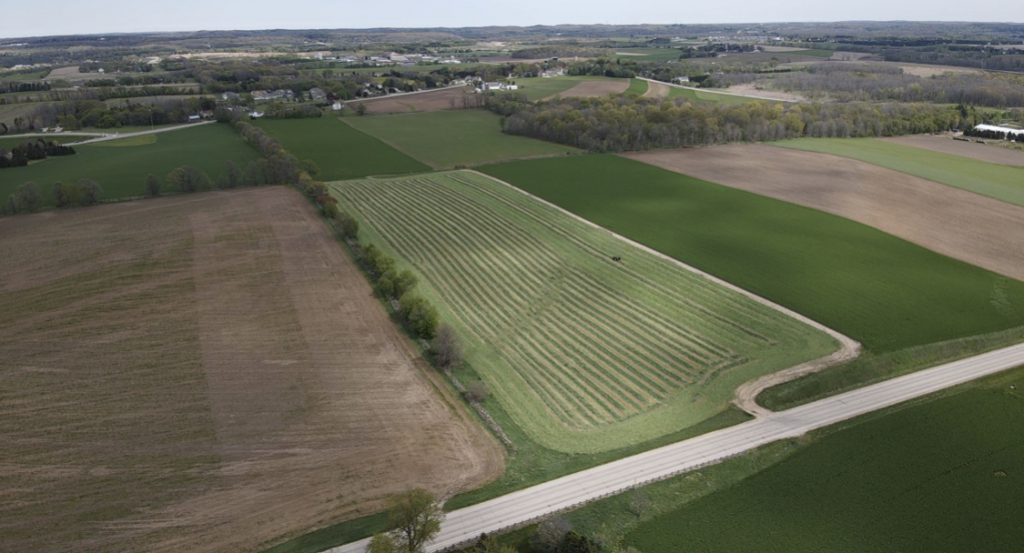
[308,87,328,102]
[221,91,241,101]
[479,82,519,92]
[251,89,294,102]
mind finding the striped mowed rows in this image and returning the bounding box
[331,171,837,452]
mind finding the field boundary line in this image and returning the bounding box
[637,77,796,103]
[66,120,216,145]
[464,168,862,416]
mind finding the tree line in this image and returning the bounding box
[0,138,76,169]
[486,93,974,152]
[4,179,101,214]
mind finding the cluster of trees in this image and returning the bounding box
[0,139,76,169]
[23,97,216,131]
[567,59,639,79]
[679,42,757,59]
[367,490,608,553]
[3,178,101,214]
[488,94,970,151]
[963,126,1024,142]
[356,243,439,340]
[765,63,1024,108]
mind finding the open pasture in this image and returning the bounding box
[512,76,623,101]
[253,117,428,180]
[0,123,259,205]
[554,78,630,98]
[667,85,761,104]
[775,137,1024,207]
[627,144,1024,281]
[481,155,1024,353]
[627,367,1024,553]
[341,110,578,169]
[331,170,837,453]
[0,187,501,553]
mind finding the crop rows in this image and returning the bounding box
[332,171,829,438]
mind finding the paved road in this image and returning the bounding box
[328,342,1024,553]
[67,121,215,145]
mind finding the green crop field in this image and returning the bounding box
[0,124,259,206]
[626,366,1024,553]
[481,155,1024,352]
[341,110,579,169]
[624,78,648,96]
[513,76,616,101]
[253,117,428,180]
[667,86,764,104]
[775,137,1024,206]
[331,170,836,453]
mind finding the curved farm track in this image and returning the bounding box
[0,188,503,553]
[625,144,1024,281]
[643,80,672,99]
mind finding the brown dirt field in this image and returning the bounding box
[0,188,503,553]
[643,80,671,99]
[881,134,1024,167]
[725,83,807,102]
[625,144,1024,281]
[353,86,480,114]
[554,79,630,99]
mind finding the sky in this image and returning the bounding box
[2,0,1024,39]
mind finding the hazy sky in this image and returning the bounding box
[2,0,1023,39]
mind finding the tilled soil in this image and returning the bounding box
[0,187,503,553]
[625,144,1024,281]
[355,86,480,114]
[553,79,630,99]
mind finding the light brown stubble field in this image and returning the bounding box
[625,144,1024,281]
[352,86,479,113]
[0,187,503,553]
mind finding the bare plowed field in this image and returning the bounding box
[644,80,671,98]
[0,188,502,553]
[626,145,1024,281]
[881,134,1024,167]
[554,79,630,98]
[352,86,479,113]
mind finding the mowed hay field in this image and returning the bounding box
[775,137,1024,207]
[627,144,1024,281]
[342,110,579,169]
[626,367,1024,553]
[481,155,1024,353]
[331,170,837,453]
[0,124,260,206]
[254,117,429,180]
[0,188,502,553]
[512,76,624,101]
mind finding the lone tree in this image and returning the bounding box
[145,174,161,197]
[9,181,41,213]
[369,488,443,553]
[76,179,101,206]
[431,324,462,370]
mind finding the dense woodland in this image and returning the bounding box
[487,94,970,151]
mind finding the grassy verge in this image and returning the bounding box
[493,364,1024,553]
[624,78,648,96]
[759,325,1024,410]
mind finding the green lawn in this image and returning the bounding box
[626,366,1024,553]
[331,170,835,453]
[667,85,761,104]
[775,137,1024,206]
[253,117,429,180]
[341,110,579,169]
[0,124,259,205]
[480,155,1024,353]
